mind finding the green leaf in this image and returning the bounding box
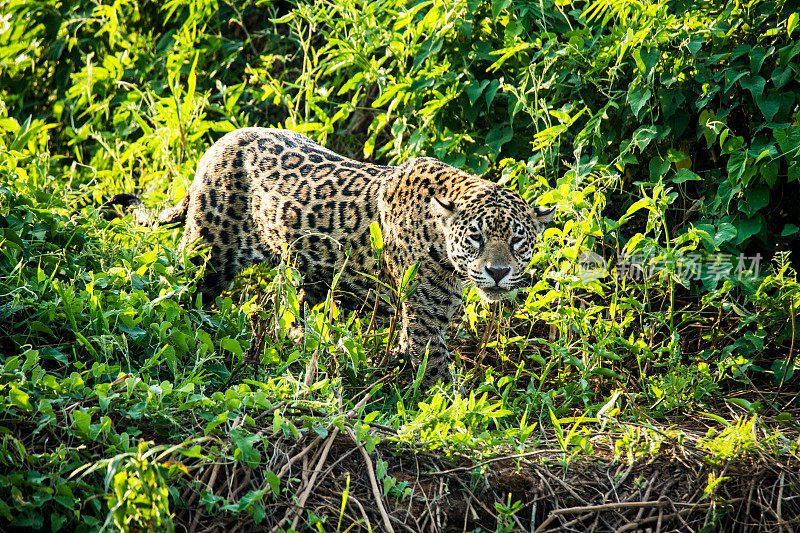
[221,338,243,359]
[270,12,294,23]
[39,346,68,365]
[237,488,269,511]
[726,397,753,412]
[648,157,670,179]
[125,401,146,420]
[231,429,262,469]
[179,445,203,458]
[265,470,280,497]
[686,36,703,56]
[724,70,747,93]
[9,116,43,151]
[548,408,565,450]
[630,125,659,152]
[624,199,653,218]
[778,41,800,65]
[760,160,779,187]
[749,47,767,74]
[588,367,624,380]
[51,513,67,532]
[72,410,91,436]
[633,47,661,79]
[465,79,489,106]
[369,221,383,259]
[639,48,660,77]
[726,151,747,183]
[660,89,686,119]
[781,224,799,236]
[756,92,781,122]
[400,263,419,293]
[700,411,730,426]
[713,223,737,246]
[411,36,444,72]
[119,323,147,341]
[772,66,793,89]
[491,0,512,21]
[627,86,651,120]
[73,331,99,360]
[162,344,177,376]
[740,75,766,99]
[272,411,283,435]
[9,387,31,411]
[485,124,513,156]
[484,79,500,108]
[738,186,769,217]
[3,355,20,372]
[772,358,795,382]
[775,126,800,158]
[735,215,763,244]
[788,12,798,36]
[673,168,701,183]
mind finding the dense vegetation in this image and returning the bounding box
[1,0,799,530]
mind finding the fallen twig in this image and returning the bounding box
[345,425,395,533]
[272,427,340,533]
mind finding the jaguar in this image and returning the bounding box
[106,128,555,389]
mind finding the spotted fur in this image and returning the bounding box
[107,128,555,389]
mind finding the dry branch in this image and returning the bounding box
[169,412,799,533]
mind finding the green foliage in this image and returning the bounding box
[1,0,799,529]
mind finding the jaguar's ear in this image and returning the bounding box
[430,196,458,225]
[531,205,556,224]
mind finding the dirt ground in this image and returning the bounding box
[176,422,800,532]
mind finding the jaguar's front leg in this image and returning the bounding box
[397,282,462,390]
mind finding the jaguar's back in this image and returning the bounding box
[180,128,389,306]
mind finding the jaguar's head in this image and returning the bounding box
[432,185,555,302]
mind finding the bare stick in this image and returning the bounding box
[346,492,374,532]
[425,449,564,475]
[345,426,396,533]
[615,500,741,533]
[276,436,323,480]
[270,427,339,533]
[777,472,785,533]
[536,499,744,533]
[290,428,340,531]
[189,460,222,533]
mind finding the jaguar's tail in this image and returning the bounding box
[103,193,188,227]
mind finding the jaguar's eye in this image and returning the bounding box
[510,235,525,250]
[468,234,484,249]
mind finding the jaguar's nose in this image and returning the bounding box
[485,265,511,283]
